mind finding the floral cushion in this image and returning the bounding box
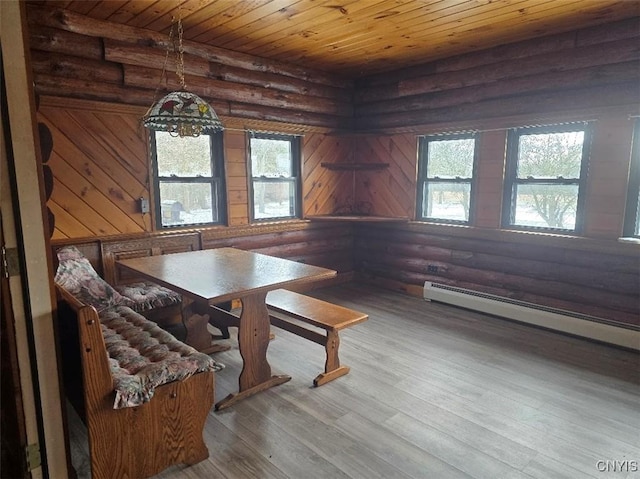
[115,282,182,312]
[55,246,133,312]
[99,306,224,409]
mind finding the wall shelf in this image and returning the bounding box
[321,162,389,171]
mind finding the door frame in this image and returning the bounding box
[1,1,69,477]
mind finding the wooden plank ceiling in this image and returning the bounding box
[32,0,639,78]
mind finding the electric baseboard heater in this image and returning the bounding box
[423,281,639,351]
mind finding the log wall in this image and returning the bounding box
[51,221,354,279]
[353,17,640,131]
[199,222,354,274]
[333,18,640,328]
[345,118,638,327]
[27,5,353,130]
[354,222,640,327]
[29,5,639,328]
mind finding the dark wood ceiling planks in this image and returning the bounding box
[28,0,640,77]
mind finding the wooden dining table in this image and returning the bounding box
[117,247,337,410]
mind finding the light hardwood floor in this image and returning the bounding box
[67,283,640,479]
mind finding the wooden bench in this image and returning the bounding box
[101,233,200,324]
[55,285,220,479]
[100,233,230,353]
[101,233,202,288]
[266,289,368,386]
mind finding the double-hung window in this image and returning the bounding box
[417,133,477,223]
[623,121,640,237]
[502,124,590,232]
[151,131,226,228]
[249,132,301,221]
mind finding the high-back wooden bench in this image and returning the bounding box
[100,233,217,350]
[101,232,201,291]
[266,289,368,386]
[55,284,220,479]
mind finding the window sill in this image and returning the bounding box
[618,237,640,244]
[307,215,410,222]
[402,221,639,256]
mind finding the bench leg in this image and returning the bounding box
[314,330,350,387]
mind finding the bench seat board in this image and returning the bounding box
[266,289,368,330]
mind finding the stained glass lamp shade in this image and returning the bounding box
[143,90,223,137]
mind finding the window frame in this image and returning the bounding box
[622,120,640,238]
[501,123,591,234]
[248,131,302,222]
[416,132,479,225]
[150,130,227,229]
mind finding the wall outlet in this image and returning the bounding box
[139,197,150,213]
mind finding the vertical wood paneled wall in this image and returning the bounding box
[40,96,354,273]
[353,135,417,217]
[38,96,352,236]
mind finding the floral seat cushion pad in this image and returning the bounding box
[115,282,182,312]
[99,306,224,409]
[55,245,133,312]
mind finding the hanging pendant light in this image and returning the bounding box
[143,13,223,137]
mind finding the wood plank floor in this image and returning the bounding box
[67,283,640,479]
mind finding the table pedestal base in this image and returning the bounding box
[215,374,291,410]
[183,312,231,354]
[199,343,231,355]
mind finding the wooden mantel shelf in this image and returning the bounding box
[321,162,389,170]
[307,215,409,222]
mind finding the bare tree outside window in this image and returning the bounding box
[249,133,300,221]
[152,131,225,227]
[505,126,588,231]
[418,135,476,223]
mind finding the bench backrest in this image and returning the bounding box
[101,233,201,286]
[54,245,134,311]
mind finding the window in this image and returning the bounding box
[249,132,301,221]
[502,124,590,232]
[151,131,226,228]
[623,121,640,237]
[417,133,477,223]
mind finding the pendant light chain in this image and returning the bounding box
[174,13,186,90]
[142,7,223,136]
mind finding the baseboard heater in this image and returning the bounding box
[423,282,639,351]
